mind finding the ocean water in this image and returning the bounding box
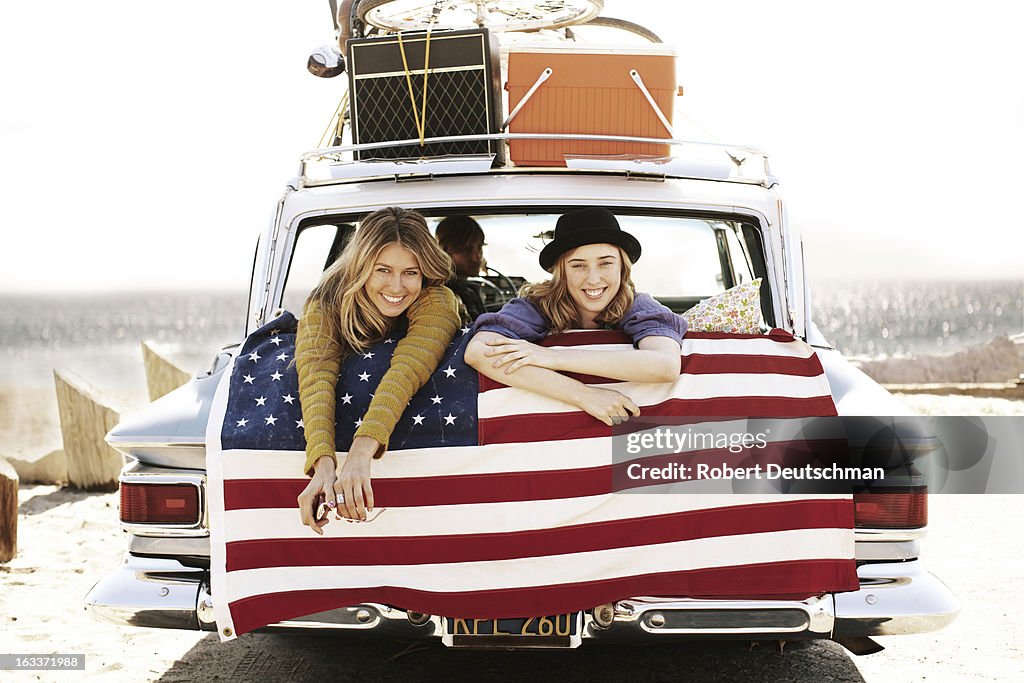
[810,280,1022,358]
[1,280,1022,393]
[1,291,248,396]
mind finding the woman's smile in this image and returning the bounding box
[564,243,622,326]
[365,242,423,317]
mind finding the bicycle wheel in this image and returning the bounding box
[572,16,662,43]
[357,0,604,33]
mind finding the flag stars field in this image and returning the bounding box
[223,312,475,458]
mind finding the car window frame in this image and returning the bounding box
[272,206,776,328]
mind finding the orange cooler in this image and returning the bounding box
[506,45,677,166]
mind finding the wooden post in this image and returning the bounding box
[6,449,68,485]
[1012,332,1024,379]
[53,370,123,491]
[0,457,17,563]
[142,341,191,402]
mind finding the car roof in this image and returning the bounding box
[281,171,778,227]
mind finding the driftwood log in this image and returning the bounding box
[142,341,190,402]
[53,370,122,491]
[0,457,17,563]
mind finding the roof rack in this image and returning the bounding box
[298,132,776,188]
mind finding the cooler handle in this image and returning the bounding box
[630,69,674,136]
[502,67,553,130]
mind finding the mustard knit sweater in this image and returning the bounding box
[295,286,460,476]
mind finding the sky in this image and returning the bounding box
[1,0,1021,292]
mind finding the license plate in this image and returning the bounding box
[442,613,582,648]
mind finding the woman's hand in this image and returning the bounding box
[576,386,641,426]
[297,455,338,535]
[484,338,560,374]
[334,436,381,521]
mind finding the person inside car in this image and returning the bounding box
[465,207,686,427]
[435,215,487,323]
[295,207,460,530]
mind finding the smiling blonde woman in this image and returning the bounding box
[295,207,459,531]
[465,207,687,427]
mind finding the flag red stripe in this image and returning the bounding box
[478,396,838,444]
[226,558,858,635]
[478,354,829,392]
[225,499,852,571]
[684,329,798,341]
[223,438,849,510]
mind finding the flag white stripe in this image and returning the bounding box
[479,373,833,419]
[223,528,853,602]
[222,439,608,479]
[222,492,851,543]
[205,353,238,640]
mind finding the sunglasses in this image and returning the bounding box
[315,495,387,523]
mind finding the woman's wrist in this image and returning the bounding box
[313,455,337,475]
[547,346,569,372]
[349,436,382,460]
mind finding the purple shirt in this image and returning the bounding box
[474,292,687,345]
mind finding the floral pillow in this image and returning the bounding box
[682,278,764,334]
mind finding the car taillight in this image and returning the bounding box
[853,486,927,528]
[120,483,200,525]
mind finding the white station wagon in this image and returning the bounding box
[85,1,958,654]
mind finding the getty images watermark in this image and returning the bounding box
[610,416,1024,494]
[621,423,883,483]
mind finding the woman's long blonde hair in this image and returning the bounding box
[303,207,453,361]
[520,246,636,333]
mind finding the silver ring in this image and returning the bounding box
[336,492,346,504]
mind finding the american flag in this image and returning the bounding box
[206,314,857,639]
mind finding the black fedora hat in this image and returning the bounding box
[538,208,642,272]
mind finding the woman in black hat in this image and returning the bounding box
[465,208,687,426]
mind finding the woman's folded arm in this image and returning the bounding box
[355,286,461,454]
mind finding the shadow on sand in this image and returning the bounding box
[17,485,109,516]
[158,633,868,682]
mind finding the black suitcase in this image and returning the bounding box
[347,29,502,162]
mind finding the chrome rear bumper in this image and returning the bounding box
[86,554,958,641]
